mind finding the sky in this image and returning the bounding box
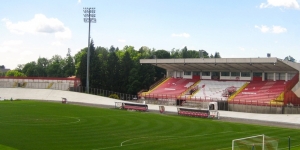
[0,0,300,69]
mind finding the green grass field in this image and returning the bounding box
[0,100,299,150]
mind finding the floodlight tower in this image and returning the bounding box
[83,7,96,93]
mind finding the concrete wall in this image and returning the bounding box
[284,106,300,114]
[229,104,283,114]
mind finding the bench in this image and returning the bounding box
[123,104,148,111]
[178,108,210,118]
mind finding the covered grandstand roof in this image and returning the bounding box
[140,57,300,72]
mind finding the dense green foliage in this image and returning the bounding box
[0,100,299,150]
[5,70,26,77]
[13,42,220,94]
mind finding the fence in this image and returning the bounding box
[71,86,138,101]
[0,81,70,90]
[139,93,229,101]
[1,81,300,114]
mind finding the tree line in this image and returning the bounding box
[1,41,298,95]
[3,41,221,94]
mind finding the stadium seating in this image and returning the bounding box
[230,80,286,105]
[50,83,70,90]
[143,78,199,99]
[0,81,14,88]
[191,80,247,101]
[26,82,50,89]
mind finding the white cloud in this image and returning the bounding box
[272,25,287,33]
[118,39,126,43]
[0,40,23,53]
[255,25,270,33]
[2,14,72,39]
[78,0,81,3]
[20,50,34,56]
[239,47,246,51]
[171,33,190,38]
[55,27,72,39]
[51,41,63,46]
[255,25,287,33]
[260,0,300,9]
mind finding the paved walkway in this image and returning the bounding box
[1,88,300,125]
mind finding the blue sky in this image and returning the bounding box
[1,0,300,69]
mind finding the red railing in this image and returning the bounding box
[0,76,80,81]
[284,73,299,105]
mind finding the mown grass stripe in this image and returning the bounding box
[0,100,299,150]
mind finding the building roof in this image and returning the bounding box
[0,68,10,73]
[140,57,300,72]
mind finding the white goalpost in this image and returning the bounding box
[232,134,278,150]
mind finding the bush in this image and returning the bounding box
[108,94,119,99]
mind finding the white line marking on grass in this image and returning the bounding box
[120,136,176,146]
[94,131,234,150]
[0,115,80,125]
[120,132,233,147]
[279,144,300,150]
[83,114,136,118]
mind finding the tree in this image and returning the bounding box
[95,46,109,89]
[109,45,116,53]
[5,70,26,77]
[138,46,152,59]
[214,52,221,58]
[120,51,134,93]
[74,47,87,76]
[154,50,170,58]
[47,55,65,77]
[181,46,188,58]
[170,48,181,58]
[199,50,209,58]
[15,64,24,72]
[139,64,156,90]
[89,40,102,89]
[77,51,87,87]
[63,49,75,77]
[127,68,141,94]
[22,61,38,77]
[284,56,296,62]
[36,57,49,77]
[106,52,120,91]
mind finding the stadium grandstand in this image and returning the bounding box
[139,57,300,113]
[1,57,300,114]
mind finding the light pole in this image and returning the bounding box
[83,7,96,93]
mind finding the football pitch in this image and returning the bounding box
[0,100,299,150]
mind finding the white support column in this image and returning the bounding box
[273,72,276,81]
[200,71,202,79]
[262,73,265,81]
[285,73,288,81]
